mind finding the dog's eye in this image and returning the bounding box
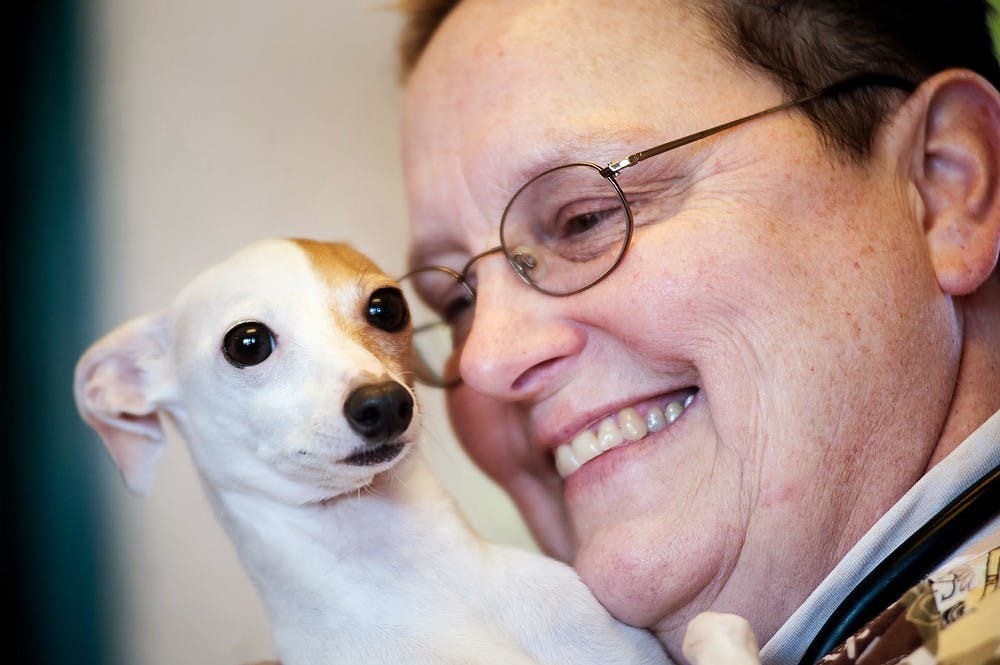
[366,287,409,333]
[223,321,275,368]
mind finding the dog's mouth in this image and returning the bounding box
[341,442,407,467]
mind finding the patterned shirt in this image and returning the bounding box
[819,532,1000,664]
[762,410,1000,664]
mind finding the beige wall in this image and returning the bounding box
[89,2,535,663]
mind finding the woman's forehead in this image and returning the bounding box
[403,0,768,170]
[401,0,778,268]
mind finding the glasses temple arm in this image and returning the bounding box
[604,96,819,176]
[602,72,917,178]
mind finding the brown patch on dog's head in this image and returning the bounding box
[291,239,414,383]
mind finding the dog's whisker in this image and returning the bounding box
[353,266,377,294]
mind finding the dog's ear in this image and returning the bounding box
[74,312,176,495]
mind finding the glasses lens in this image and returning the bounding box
[398,267,471,388]
[500,163,630,295]
[411,321,458,388]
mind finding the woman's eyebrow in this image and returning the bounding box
[407,241,442,272]
[518,132,640,172]
[505,127,689,191]
[407,236,468,272]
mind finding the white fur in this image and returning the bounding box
[74,238,671,665]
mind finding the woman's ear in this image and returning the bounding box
[905,69,1000,295]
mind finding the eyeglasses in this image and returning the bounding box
[400,73,916,388]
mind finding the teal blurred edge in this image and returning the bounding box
[6,2,120,664]
[992,0,1000,52]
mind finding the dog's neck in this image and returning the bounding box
[183,444,666,665]
[200,451,492,660]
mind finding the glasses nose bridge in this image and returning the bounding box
[459,245,505,296]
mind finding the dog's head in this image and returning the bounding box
[74,239,420,503]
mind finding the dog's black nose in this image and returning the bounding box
[343,381,414,443]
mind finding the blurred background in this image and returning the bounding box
[9,2,1000,664]
[7,1,534,663]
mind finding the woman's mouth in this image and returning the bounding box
[554,388,698,479]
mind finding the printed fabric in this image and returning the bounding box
[818,545,1000,664]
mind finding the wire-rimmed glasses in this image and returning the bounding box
[401,73,917,388]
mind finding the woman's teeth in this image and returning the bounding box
[554,391,696,479]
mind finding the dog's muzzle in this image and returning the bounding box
[342,381,414,466]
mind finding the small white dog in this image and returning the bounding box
[74,238,673,665]
[75,238,763,665]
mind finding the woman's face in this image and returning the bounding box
[402,0,956,652]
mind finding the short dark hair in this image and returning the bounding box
[700,0,1000,159]
[396,0,459,83]
[397,0,1000,161]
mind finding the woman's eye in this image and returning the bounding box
[562,210,605,236]
[367,287,410,333]
[444,295,475,348]
[223,321,275,368]
[443,292,474,326]
[552,202,624,241]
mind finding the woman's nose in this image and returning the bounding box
[458,257,585,400]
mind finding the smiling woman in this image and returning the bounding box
[397,0,1000,663]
